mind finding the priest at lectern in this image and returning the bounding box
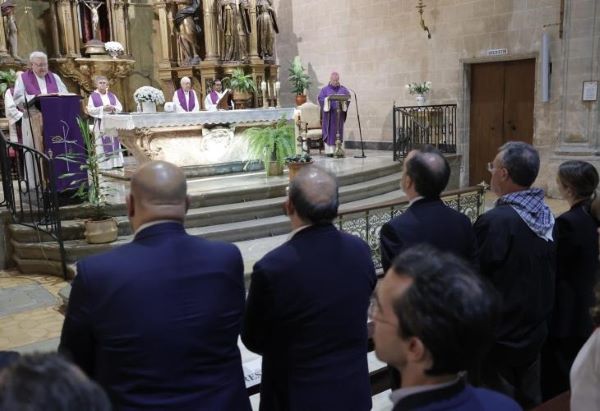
[204,79,231,111]
[13,51,68,153]
[318,72,351,156]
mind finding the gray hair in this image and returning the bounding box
[498,141,540,187]
[180,76,191,85]
[29,51,48,62]
[94,75,108,84]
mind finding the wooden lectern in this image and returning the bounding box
[29,95,87,192]
[328,94,351,158]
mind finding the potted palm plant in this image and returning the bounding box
[245,119,295,176]
[57,117,119,244]
[223,68,257,109]
[288,56,311,106]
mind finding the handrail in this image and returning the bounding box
[0,133,68,279]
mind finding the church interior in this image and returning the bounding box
[0,0,598,410]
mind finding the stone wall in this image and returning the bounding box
[274,0,600,193]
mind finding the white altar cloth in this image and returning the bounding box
[103,108,295,131]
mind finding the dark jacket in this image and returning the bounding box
[380,198,479,272]
[392,378,522,411]
[242,224,377,411]
[59,222,251,411]
[474,205,556,364]
[551,201,600,338]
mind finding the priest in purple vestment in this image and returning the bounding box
[13,51,68,188]
[204,79,230,111]
[172,76,200,113]
[318,72,351,156]
[87,75,124,170]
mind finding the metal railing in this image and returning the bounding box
[0,133,67,279]
[336,184,487,272]
[392,103,457,160]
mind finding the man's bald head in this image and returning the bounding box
[128,161,189,230]
[288,165,339,225]
[404,146,450,199]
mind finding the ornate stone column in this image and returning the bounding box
[248,0,260,63]
[112,0,131,54]
[57,0,77,57]
[155,1,173,68]
[48,1,62,57]
[70,0,81,56]
[202,0,218,61]
[0,6,10,58]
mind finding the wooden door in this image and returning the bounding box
[469,59,535,185]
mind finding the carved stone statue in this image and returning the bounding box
[1,0,19,60]
[174,0,203,65]
[218,0,237,61]
[256,0,278,60]
[237,0,251,62]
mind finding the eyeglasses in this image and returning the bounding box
[368,295,396,327]
[32,62,48,68]
[487,162,495,173]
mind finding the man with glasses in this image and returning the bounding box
[474,141,555,408]
[242,165,376,411]
[372,245,520,411]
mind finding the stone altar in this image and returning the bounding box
[103,107,295,168]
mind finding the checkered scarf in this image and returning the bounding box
[496,188,555,240]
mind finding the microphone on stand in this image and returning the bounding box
[348,87,366,159]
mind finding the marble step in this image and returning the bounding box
[9,171,403,243]
[12,189,405,275]
[41,161,402,222]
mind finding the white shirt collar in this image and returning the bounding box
[408,196,425,207]
[286,224,311,241]
[134,219,181,236]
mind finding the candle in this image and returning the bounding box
[261,81,267,92]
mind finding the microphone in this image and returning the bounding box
[347,87,366,159]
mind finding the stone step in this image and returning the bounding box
[8,171,402,243]
[11,189,404,273]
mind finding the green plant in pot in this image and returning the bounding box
[245,118,295,176]
[0,69,17,96]
[56,117,120,244]
[223,68,257,109]
[288,56,311,106]
[285,153,313,181]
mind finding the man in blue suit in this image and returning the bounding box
[242,165,377,411]
[59,161,251,411]
[379,146,478,272]
[372,246,521,411]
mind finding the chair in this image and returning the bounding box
[296,101,324,154]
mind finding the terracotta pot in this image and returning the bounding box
[84,218,119,244]
[233,90,253,109]
[287,161,313,180]
[295,94,307,106]
[266,161,284,176]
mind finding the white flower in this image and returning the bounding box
[105,41,124,53]
[405,84,410,89]
[134,86,165,104]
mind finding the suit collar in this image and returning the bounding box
[289,223,336,239]
[134,221,185,241]
[392,377,466,410]
[409,197,442,207]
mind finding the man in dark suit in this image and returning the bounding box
[242,165,377,411]
[372,246,521,411]
[379,146,478,273]
[474,142,555,409]
[59,161,251,411]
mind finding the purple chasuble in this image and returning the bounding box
[90,91,117,107]
[22,70,59,96]
[177,88,196,112]
[210,91,219,104]
[318,84,351,146]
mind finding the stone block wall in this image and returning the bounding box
[274,0,600,193]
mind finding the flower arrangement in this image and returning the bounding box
[406,81,432,95]
[134,86,165,104]
[105,41,124,56]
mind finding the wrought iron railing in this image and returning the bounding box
[336,184,486,272]
[392,103,457,160]
[0,133,67,279]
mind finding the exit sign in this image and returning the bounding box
[487,48,509,56]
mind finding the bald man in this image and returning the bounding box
[172,76,200,113]
[59,161,251,411]
[379,146,478,274]
[242,165,377,411]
